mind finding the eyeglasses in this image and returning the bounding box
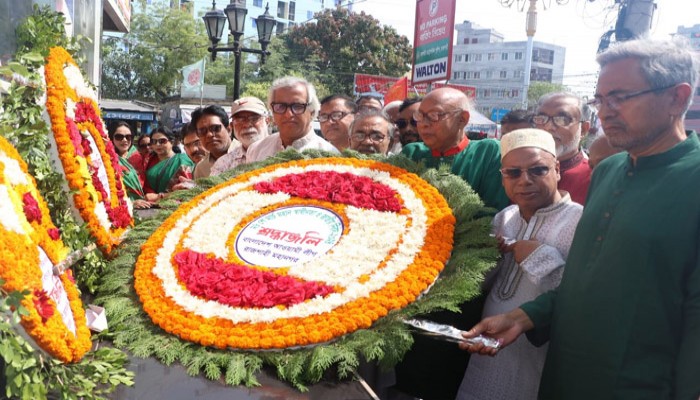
[270,102,310,115]
[196,123,224,137]
[184,139,201,149]
[395,118,417,129]
[351,132,387,142]
[531,114,577,127]
[413,109,462,123]
[587,84,677,110]
[138,142,150,149]
[500,165,552,179]
[114,134,132,141]
[232,114,264,124]
[151,138,170,146]
[318,111,352,123]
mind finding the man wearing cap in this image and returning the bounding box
[191,105,235,179]
[457,129,582,400]
[211,97,270,176]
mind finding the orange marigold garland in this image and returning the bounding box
[0,135,92,363]
[97,151,499,389]
[43,46,132,254]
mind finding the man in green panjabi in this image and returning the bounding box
[401,87,509,211]
[461,37,700,400]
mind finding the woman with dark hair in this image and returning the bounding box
[109,121,151,209]
[144,126,194,195]
[128,134,151,184]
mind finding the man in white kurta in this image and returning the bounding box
[457,129,583,400]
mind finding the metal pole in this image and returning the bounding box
[522,0,537,109]
[233,48,242,101]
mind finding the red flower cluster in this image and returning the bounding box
[22,192,42,223]
[175,250,334,308]
[254,171,401,212]
[33,289,55,323]
[48,228,61,240]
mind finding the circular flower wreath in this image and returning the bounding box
[43,46,132,254]
[0,135,92,363]
[96,151,498,389]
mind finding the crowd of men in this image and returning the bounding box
[127,37,699,400]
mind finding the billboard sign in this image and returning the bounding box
[353,73,475,99]
[412,0,456,84]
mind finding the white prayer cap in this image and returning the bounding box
[500,128,556,159]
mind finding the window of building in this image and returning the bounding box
[465,54,471,62]
[307,10,314,19]
[277,1,287,19]
[515,51,523,60]
[532,48,554,65]
[501,52,508,61]
[453,72,459,80]
[474,71,480,79]
[471,38,478,44]
[485,70,493,78]
[500,70,507,79]
[253,0,263,6]
[455,54,463,62]
[532,67,553,82]
[483,89,491,98]
[488,53,497,61]
[463,38,469,44]
[276,22,286,35]
[251,17,257,28]
[511,89,520,98]
[474,54,482,61]
[288,1,295,21]
[513,70,523,78]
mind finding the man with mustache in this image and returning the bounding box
[211,97,270,175]
[348,109,394,156]
[191,105,235,179]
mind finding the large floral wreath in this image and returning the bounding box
[0,135,92,363]
[43,46,132,253]
[95,150,498,389]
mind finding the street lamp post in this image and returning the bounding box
[202,0,277,101]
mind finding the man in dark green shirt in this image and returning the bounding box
[394,88,508,399]
[401,88,509,211]
[460,38,700,400]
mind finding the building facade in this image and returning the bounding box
[676,24,700,132]
[450,21,565,117]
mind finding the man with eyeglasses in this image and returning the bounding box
[457,128,582,400]
[179,122,208,167]
[318,94,357,151]
[190,105,235,179]
[461,38,700,400]
[211,97,270,176]
[348,109,394,155]
[394,88,508,400]
[396,97,422,146]
[246,77,338,163]
[532,92,593,204]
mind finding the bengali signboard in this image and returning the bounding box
[354,73,475,98]
[235,206,344,268]
[412,0,456,84]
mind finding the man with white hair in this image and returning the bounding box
[532,92,592,204]
[461,37,700,399]
[211,96,270,175]
[246,77,338,162]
